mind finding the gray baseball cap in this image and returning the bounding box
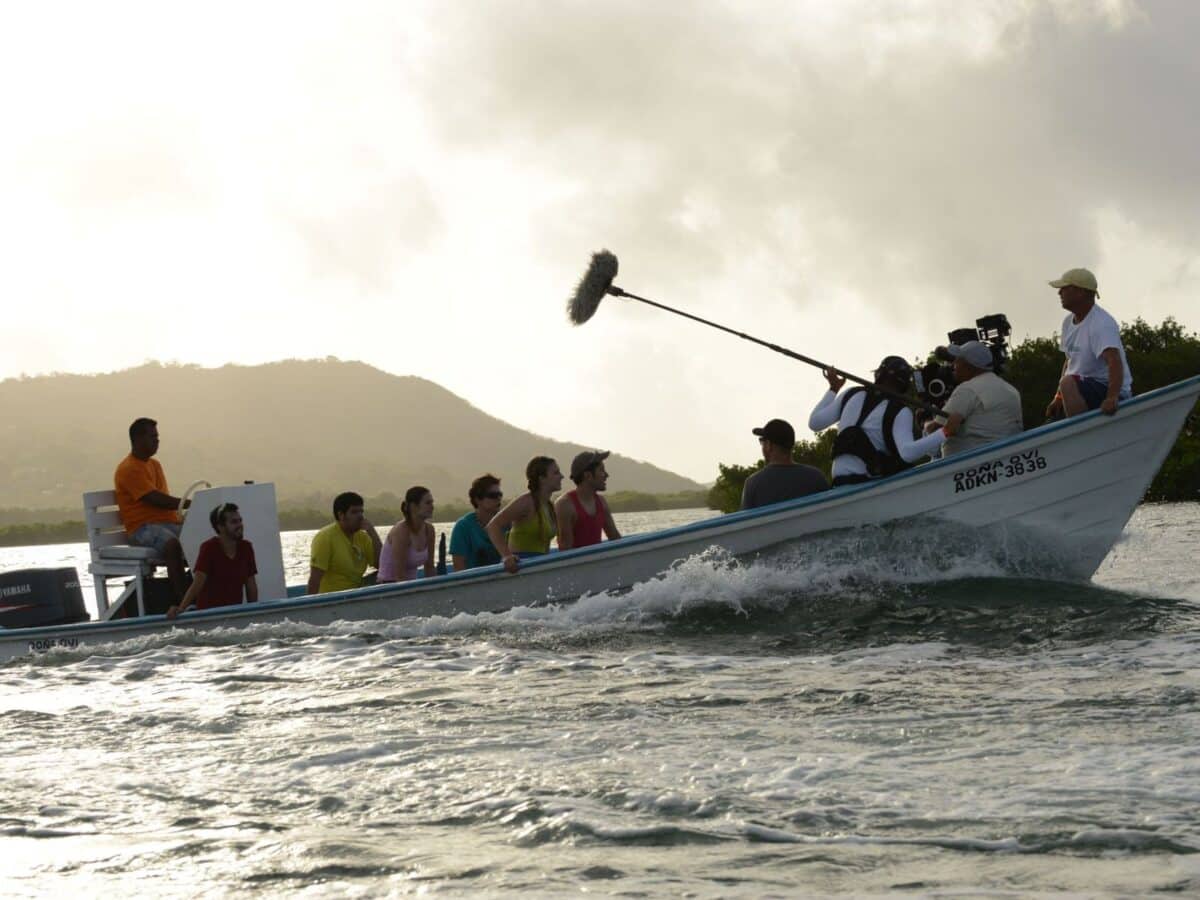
[946,340,994,370]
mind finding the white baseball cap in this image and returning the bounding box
[946,340,994,370]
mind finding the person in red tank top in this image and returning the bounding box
[555,451,623,550]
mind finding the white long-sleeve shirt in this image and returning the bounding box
[809,389,947,479]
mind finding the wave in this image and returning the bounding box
[423,795,1198,856]
[10,523,1196,668]
[740,823,1197,855]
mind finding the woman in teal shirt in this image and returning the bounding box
[450,474,506,571]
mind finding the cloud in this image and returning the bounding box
[2,0,1197,481]
[289,172,443,293]
[412,0,1200,332]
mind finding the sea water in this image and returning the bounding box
[1,504,1198,897]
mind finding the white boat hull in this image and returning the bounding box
[4,375,1198,663]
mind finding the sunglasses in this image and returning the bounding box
[483,490,503,500]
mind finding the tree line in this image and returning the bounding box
[708,318,1200,512]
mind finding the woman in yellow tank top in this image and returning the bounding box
[486,456,563,574]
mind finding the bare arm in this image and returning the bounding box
[1099,347,1124,415]
[167,570,207,619]
[942,412,965,437]
[392,524,413,581]
[307,567,324,596]
[362,518,383,567]
[245,575,258,603]
[487,495,532,574]
[1046,359,1068,418]
[555,495,576,550]
[452,554,468,572]
[139,490,187,510]
[600,496,621,541]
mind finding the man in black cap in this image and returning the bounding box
[740,419,828,510]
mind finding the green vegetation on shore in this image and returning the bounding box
[708,317,1200,512]
[0,520,89,548]
[0,489,711,548]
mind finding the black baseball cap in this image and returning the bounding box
[874,355,914,386]
[752,418,795,448]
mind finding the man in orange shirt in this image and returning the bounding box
[114,417,190,600]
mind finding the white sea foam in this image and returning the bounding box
[4,525,1115,665]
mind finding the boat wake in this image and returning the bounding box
[18,521,1193,667]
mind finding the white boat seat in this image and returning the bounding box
[98,545,161,562]
[83,488,168,619]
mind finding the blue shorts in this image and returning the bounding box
[130,522,181,556]
[1072,376,1131,410]
[1072,376,1108,410]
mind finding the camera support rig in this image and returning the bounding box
[914,314,1013,408]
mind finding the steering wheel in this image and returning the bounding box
[179,480,212,523]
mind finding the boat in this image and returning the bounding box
[2,374,1198,664]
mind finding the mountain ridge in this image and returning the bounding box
[0,359,702,511]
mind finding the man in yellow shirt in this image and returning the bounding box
[114,417,190,601]
[307,492,383,594]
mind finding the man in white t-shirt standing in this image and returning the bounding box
[1044,267,1132,419]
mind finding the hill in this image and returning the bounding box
[0,360,703,513]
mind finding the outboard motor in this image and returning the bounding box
[0,568,89,629]
[437,533,448,576]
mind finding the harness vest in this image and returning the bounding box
[830,387,913,478]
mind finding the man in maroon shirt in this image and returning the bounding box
[166,503,258,619]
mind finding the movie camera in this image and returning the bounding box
[913,314,1012,408]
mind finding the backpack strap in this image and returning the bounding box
[856,391,886,428]
[878,399,914,475]
[838,386,866,417]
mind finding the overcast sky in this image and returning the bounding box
[3,0,1198,482]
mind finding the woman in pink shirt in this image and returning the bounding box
[379,486,436,582]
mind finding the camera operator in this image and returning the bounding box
[809,356,949,486]
[923,341,1023,456]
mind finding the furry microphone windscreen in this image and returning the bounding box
[567,250,619,325]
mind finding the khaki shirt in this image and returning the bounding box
[941,372,1023,457]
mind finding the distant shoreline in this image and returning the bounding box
[0,489,712,548]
